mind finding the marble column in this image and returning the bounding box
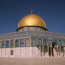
[50,46,52,57]
[58,47,61,57]
[57,46,59,57]
[42,46,44,57]
[38,46,41,57]
[61,47,64,57]
[60,47,61,57]
[64,47,65,57]
[54,46,58,57]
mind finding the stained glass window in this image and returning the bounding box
[22,28,24,31]
[1,41,5,48]
[62,40,65,46]
[10,40,14,48]
[6,40,9,48]
[33,39,36,47]
[27,27,30,30]
[20,39,24,47]
[35,28,37,31]
[26,38,30,47]
[15,39,19,47]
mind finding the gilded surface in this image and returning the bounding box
[18,14,46,28]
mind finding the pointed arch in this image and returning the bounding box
[6,40,9,48]
[15,39,19,47]
[20,39,24,47]
[10,40,14,48]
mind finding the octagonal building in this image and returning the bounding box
[0,14,65,57]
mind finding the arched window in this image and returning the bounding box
[43,39,47,46]
[22,28,24,31]
[26,38,30,47]
[6,40,9,48]
[20,39,24,47]
[40,29,43,31]
[15,39,19,47]
[1,41,5,48]
[35,28,37,31]
[33,39,36,47]
[38,39,41,45]
[27,27,30,30]
[10,40,14,48]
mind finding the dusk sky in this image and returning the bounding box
[0,0,65,34]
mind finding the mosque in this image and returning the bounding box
[0,14,65,58]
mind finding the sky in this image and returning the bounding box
[0,0,65,34]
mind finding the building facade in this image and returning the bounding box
[0,14,65,57]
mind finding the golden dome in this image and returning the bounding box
[18,14,46,29]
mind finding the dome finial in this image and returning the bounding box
[31,10,33,14]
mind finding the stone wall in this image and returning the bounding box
[0,46,65,58]
[0,47,39,58]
